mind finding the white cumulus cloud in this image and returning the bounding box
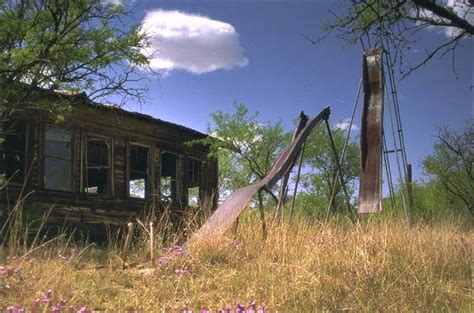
[140,10,248,75]
[335,119,360,132]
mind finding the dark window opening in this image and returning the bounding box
[188,186,200,208]
[0,119,26,184]
[129,144,148,199]
[85,139,109,195]
[161,152,177,202]
[187,158,202,188]
[44,128,72,191]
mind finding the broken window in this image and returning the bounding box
[187,158,202,187]
[44,128,72,191]
[188,187,200,208]
[160,152,177,202]
[0,118,26,184]
[85,139,110,195]
[129,144,148,199]
[187,158,202,206]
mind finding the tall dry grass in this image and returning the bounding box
[1,206,472,312]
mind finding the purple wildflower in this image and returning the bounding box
[77,307,90,313]
[57,299,67,308]
[0,266,19,277]
[164,245,187,257]
[31,298,41,313]
[42,289,53,303]
[217,305,231,313]
[174,265,188,277]
[248,300,257,310]
[236,303,246,313]
[6,306,24,313]
[51,306,61,313]
[157,255,172,266]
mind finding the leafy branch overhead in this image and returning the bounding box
[0,0,152,116]
[321,0,473,77]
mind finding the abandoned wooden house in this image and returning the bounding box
[0,91,218,233]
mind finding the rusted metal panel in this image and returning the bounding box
[358,48,384,214]
[190,107,330,241]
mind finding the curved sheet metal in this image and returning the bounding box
[359,48,384,213]
[190,107,330,241]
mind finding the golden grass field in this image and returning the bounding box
[1,211,473,312]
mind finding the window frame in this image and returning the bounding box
[83,135,112,197]
[0,118,28,185]
[159,151,178,203]
[127,142,151,200]
[187,156,202,188]
[43,125,73,192]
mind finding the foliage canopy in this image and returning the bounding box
[0,0,150,117]
[322,0,473,77]
[422,120,473,215]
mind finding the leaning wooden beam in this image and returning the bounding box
[273,111,308,224]
[189,107,330,242]
[358,48,384,213]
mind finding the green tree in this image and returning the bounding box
[195,102,291,204]
[0,0,150,118]
[319,0,473,77]
[298,125,360,218]
[422,120,473,215]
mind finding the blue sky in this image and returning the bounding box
[110,1,472,183]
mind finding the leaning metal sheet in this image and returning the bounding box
[358,49,384,214]
[189,107,330,242]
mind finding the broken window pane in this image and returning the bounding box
[161,176,172,201]
[86,168,108,195]
[129,144,148,199]
[188,187,200,207]
[129,178,145,198]
[161,152,177,202]
[0,119,26,183]
[44,128,72,191]
[86,140,109,195]
[187,158,202,187]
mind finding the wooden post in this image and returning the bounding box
[325,119,356,222]
[149,221,155,268]
[406,164,413,225]
[122,222,135,268]
[289,141,306,222]
[258,191,267,240]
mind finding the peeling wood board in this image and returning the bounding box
[275,112,308,222]
[189,107,330,242]
[358,49,384,214]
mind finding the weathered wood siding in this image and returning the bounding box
[0,98,218,230]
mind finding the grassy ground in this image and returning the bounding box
[1,213,472,312]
